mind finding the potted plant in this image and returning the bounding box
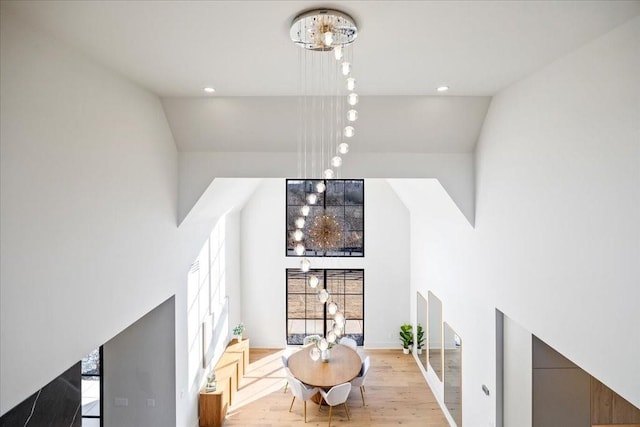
[416,324,425,354]
[232,323,245,341]
[399,323,413,354]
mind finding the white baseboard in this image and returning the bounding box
[363,341,402,349]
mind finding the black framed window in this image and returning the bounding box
[81,347,103,427]
[286,179,364,257]
[286,269,364,345]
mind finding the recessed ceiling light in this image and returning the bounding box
[437,86,449,92]
[203,87,215,93]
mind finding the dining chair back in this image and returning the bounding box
[350,355,370,405]
[286,368,319,422]
[319,382,352,427]
[339,336,357,350]
[281,354,290,392]
[303,334,322,345]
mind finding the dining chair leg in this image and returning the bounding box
[328,406,333,427]
[284,381,288,393]
[360,386,366,406]
[304,401,307,423]
[344,402,351,420]
[289,396,295,412]
[318,398,322,412]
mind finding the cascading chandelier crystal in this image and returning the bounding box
[289,9,360,349]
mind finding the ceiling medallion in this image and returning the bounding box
[290,9,358,51]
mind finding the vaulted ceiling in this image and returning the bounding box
[5,1,639,153]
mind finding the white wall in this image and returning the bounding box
[0,11,216,416]
[393,15,640,426]
[240,179,410,349]
[503,315,532,427]
[104,297,176,427]
[477,15,639,407]
[179,151,475,225]
[174,204,246,427]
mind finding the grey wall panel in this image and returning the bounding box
[532,336,578,369]
[533,368,590,427]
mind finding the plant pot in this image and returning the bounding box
[403,348,410,354]
[235,335,242,342]
[321,349,331,362]
[417,348,423,355]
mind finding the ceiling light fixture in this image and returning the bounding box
[203,87,215,93]
[290,9,360,350]
[437,86,449,92]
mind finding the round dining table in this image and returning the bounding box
[288,343,362,389]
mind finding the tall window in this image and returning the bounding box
[187,215,229,384]
[81,347,103,427]
[286,269,364,345]
[286,179,364,256]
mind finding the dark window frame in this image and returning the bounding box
[81,346,103,426]
[285,179,365,257]
[286,268,364,346]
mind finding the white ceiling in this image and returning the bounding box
[4,1,638,153]
[5,1,639,97]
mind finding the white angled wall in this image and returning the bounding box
[394,15,640,426]
[240,179,410,349]
[0,12,216,417]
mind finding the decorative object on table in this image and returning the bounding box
[205,368,217,392]
[416,324,425,355]
[318,337,331,362]
[232,323,245,341]
[400,323,414,354]
[306,335,336,362]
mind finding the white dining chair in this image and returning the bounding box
[339,336,357,350]
[286,368,319,423]
[303,334,322,345]
[319,382,351,427]
[281,354,290,393]
[350,355,370,406]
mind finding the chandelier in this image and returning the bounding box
[308,214,343,250]
[289,8,360,350]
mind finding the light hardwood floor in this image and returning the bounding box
[222,348,448,426]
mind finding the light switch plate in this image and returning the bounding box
[114,397,128,407]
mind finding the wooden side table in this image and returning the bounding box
[199,389,226,427]
[226,338,250,377]
[199,337,250,426]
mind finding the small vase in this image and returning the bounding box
[321,349,330,362]
[235,335,242,342]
